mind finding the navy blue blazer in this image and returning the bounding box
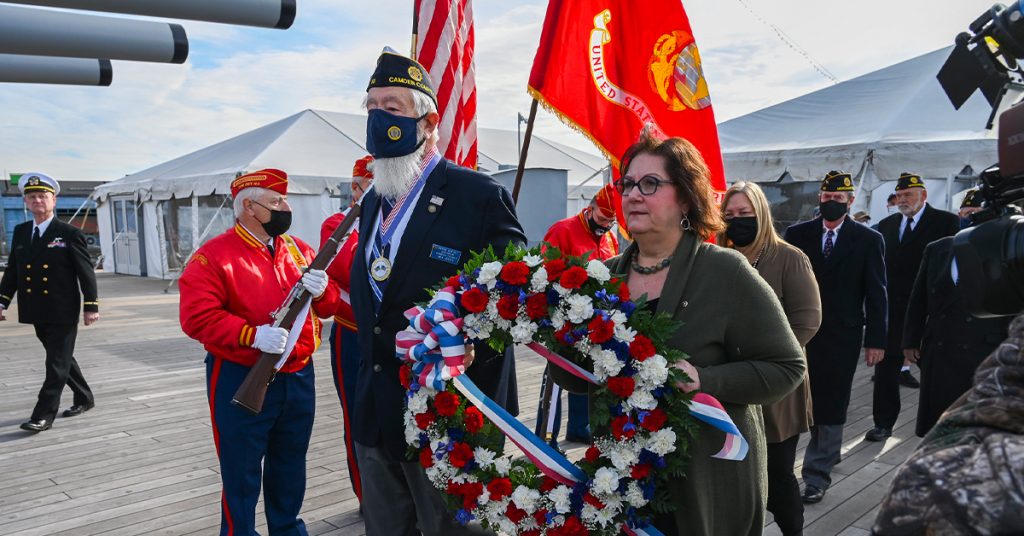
[349,158,527,460]
[785,216,888,349]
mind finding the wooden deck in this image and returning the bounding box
[0,272,921,535]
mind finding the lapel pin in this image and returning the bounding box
[427,205,437,213]
[430,195,444,206]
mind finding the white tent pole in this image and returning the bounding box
[946,173,955,211]
[155,201,168,281]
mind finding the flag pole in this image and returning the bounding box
[511,98,538,204]
[410,0,420,60]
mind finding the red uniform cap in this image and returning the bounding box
[231,168,288,198]
[593,182,617,218]
[353,156,374,178]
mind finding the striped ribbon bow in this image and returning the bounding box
[395,286,467,390]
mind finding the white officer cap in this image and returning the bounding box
[17,172,60,196]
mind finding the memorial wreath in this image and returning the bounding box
[396,244,747,536]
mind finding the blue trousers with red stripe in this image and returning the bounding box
[329,322,363,503]
[205,354,314,536]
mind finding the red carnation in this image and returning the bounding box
[522,531,541,536]
[583,492,605,509]
[545,258,567,281]
[611,415,636,440]
[500,261,530,286]
[434,391,460,417]
[617,280,630,302]
[584,445,601,463]
[554,323,573,346]
[448,441,474,468]
[415,411,436,430]
[641,408,667,432]
[497,294,519,320]
[539,476,558,492]
[607,376,635,398]
[631,463,651,479]
[419,447,434,468]
[559,266,589,289]
[449,481,483,510]
[587,316,614,344]
[549,515,588,536]
[506,502,528,523]
[487,477,513,500]
[629,335,656,361]
[461,287,489,313]
[464,406,484,434]
[399,365,413,390]
[533,509,549,526]
[446,275,462,289]
[525,293,549,320]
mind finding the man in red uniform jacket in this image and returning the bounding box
[537,183,620,445]
[179,169,339,536]
[320,155,373,506]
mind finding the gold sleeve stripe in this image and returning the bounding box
[240,325,255,347]
[83,301,99,305]
[0,294,11,301]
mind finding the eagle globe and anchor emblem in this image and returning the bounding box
[648,30,712,111]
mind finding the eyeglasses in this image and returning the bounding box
[614,175,671,196]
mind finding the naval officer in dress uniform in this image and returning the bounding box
[0,172,99,432]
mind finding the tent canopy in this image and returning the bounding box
[719,47,998,183]
[93,109,607,201]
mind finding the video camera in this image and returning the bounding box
[939,2,1024,317]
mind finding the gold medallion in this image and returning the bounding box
[370,257,392,282]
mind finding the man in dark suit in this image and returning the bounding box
[902,189,1011,437]
[784,170,887,503]
[349,49,526,536]
[866,173,960,442]
[0,172,98,432]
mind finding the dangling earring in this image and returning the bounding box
[680,214,692,231]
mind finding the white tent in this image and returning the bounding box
[718,47,997,222]
[93,109,606,278]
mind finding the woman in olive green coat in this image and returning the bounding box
[553,133,805,535]
[721,181,821,536]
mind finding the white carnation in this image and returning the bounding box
[627,389,657,410]
[497,519,517,535]
[493,456,511,476]
[553,283,572,296]
[591,348,624,380]
[510,319,538,344]
[614,323,637,344]
[637,354,669,386]
[593,506,616,527]
[565,294,594,324]
[610,310,628,327]
[474,447,496,469]
[464,314,493,339]
[592,467,620,495]
[478,261,502,288]
[511,486,541,513]
[407,390,429,414]
[586,259,611,282]
[530,266,549,293]
[549,486,572,514]
[404,421,421,445]
[524,254,543,267]
[609,446,638,471]
[626,481,647,507]
[551,308,565,328]
[648,428,678,456]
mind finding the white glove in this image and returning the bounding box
[301,269,329,298]
[253,324,288,354]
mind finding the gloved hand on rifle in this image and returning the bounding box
[253,325,289,355]
[301,269,329,298]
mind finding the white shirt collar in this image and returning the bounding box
[822,219,844,235]
[33,214,55,237]
[238,221,273,249]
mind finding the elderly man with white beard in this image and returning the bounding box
[347,49,527,536]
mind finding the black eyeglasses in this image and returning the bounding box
[614,175,671,196]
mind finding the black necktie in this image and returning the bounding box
[901,217,913,242]
[823,229,835,258]
[32,226,40,245]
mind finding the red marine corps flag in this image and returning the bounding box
[414,0,478,169]
[528,0,726,200]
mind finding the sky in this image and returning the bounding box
[0,0,1002,182]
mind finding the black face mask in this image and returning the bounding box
[725,216,758,247]
[588,217,611,237]
[819,200,848,222]
[253,201,292,237]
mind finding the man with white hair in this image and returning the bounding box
[349,49,526,535]
[179,168,339,535]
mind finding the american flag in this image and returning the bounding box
[414,0,477,169]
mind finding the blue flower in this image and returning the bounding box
[621,300,637,316]
[448,428,466,441]
[455,509,474,525]
[419,434,430,448]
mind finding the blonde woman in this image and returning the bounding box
[720,182,822,536]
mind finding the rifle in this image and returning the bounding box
[231,204,362,415]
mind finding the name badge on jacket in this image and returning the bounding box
[48,237,66,248]
[430,244,461,265]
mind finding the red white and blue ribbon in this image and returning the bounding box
[526,342,599,385]
[396,287,466,391]
[689,393,749,461]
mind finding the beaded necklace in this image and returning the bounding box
[631,249,673,275]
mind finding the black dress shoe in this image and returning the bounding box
[899,370,920,388]
[564,433,592,444]
[864,426,892,442]
[62,403,94,418]
[801,485,825,504]
[20,419,51,432]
